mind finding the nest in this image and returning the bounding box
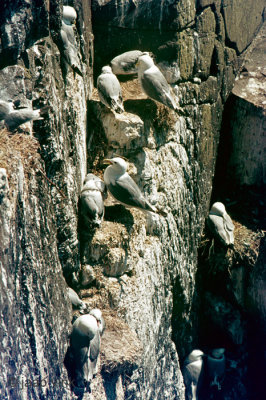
[0,128,40,177]
[100,310,143,375]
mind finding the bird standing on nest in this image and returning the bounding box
[103,157,166,216]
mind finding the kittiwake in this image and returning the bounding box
[206,348,226,390]
[137,53,178,110]
[182,349,205,400]
[103,157,165,215]
[67,287,87,312]
[207,202,234,246]
[0,100,50,131]
[97,66,124,113]
[111,50,143,75]
[79,173,106,227]
[60,6,82,75]
[70,309,105,386]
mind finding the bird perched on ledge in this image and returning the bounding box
[137,53,178,111]
[0,100,50,131]
[207,202,234,246]
[111,50,143,75]
[206,348,226,391]
[103,157,166,215]
[183,349,205,400]
[97,66,124,114]
[67,287,86,312]
[70,309,105,386]
[79,173,106,228]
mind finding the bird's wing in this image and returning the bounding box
[97,75,121,100]
[80,192,104,220]
[108,174,153,211]
[142,68,171,98]
[208,215,229,245]
[224,213,234,232]
[89,330,100,362]
[4,110,41,130]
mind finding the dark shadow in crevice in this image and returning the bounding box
[104,204,135,233]
[102,371,120,400]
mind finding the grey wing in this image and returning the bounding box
[80,192,104,221]
[89,330,100,362]
[119,52,142,73]
[224,213,234,232]
[97,75,121,101]
[108,174,151,210]
[67,287,85,309]
[208,215,229,245]
[142,68,171,100]
[4,110,40,130]
[60,28,69,48]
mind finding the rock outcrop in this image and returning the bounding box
[0,0,265,399]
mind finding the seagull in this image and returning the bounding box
[182,349,205,400]
[137,53,178,110]
[97,66,124,113]
[0,100,50,131]
[207,202,234,246]
[206,348,226,390]
[103,157,165,215]
[67,287,86,312]
[70,309,105,386]
[110,50,143,75]
[60,6,82,75]
[79,173,106,227]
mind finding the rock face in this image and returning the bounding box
[0,1,265,400]
[225,23,266,186]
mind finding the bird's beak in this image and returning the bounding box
[103,159,113,165]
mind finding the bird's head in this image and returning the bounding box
[137,53,154,70]
[103,157,128,174]
[62,6,77,25]
[184,349,204,365]
[89,308,105,334]
[211,348,225,359]
[210,202,226,217]
[101,65,113,74]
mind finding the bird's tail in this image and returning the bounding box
[111,99,124,114]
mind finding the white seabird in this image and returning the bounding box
[207,202,234,246]
[67,287,86,311]
[137,53,178,110]
[206,348,226,390]
[103,157,162,214]
[111,50,143,75]
[0,100,50,131]
[182,349,205,400]
[60,6,82,75]
[79,173,106,227]
[97,66,124,113]
[70,309,105,385]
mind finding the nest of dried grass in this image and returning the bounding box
[233,221,264,266]
[100,310,143,375]
[0,128,40,179]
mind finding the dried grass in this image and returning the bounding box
[0,128,40,179]
[100,310,143,375]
